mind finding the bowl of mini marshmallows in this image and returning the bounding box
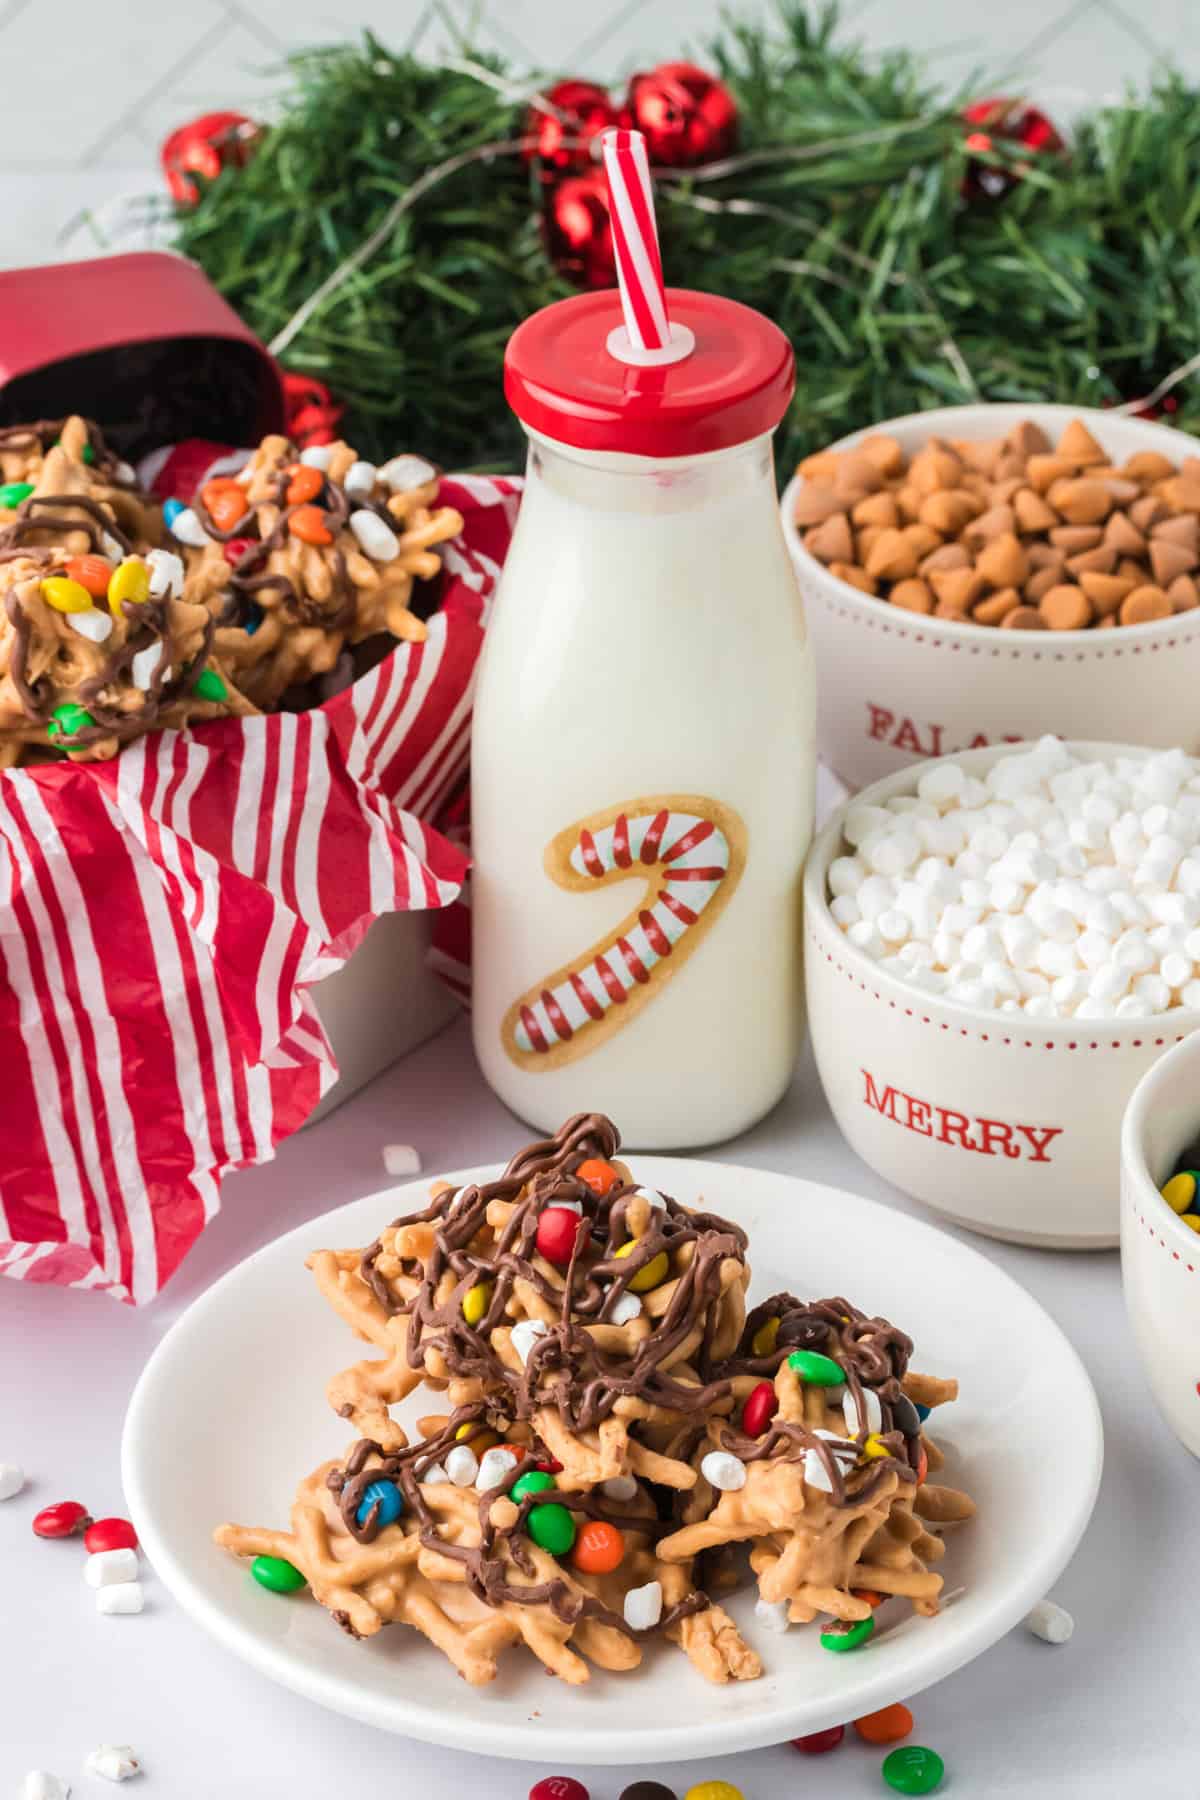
[781,403,1200,792]
[1121,1032,1200,1457]
[805,736,1200,1248]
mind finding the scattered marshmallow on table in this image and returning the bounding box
[85,1746,141,1783]
[83,1548,139,1587]
[22,1775,70,1800]
[829,741,1200,1019]
[95,1581,144,1615]
[381,1143,421,1177]
[0,1461,24,1499]
[1024,1597,1075,1643]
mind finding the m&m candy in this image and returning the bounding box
[820,1615,875,1653]
[741,1380,778,1437]
[0,480,33,509]
[462,1280,493,1326]
[751,1316,779,1357]
[223,536,256,566]
[619,1785,676,1800]
[855,1703,913,1744]
[107,557,150,616]
[529,1780,589,1800]
[162,498,185,526]
[684,1784,742,1800]
[286,464,325,505]
[881,1745,944,1794]
[789,1350,845,1387]
[792,1725,845,1753]
[512,1470,556,1504]
[194,668,229,703]
[65,554,112,597]
[47,703,96,744]
[570,1520,624,1574]
[576,1158,620,1196]
[32,1500,91,1538]
[615,1240,669,1292]
[356,1478,404,1529]
[83,1517,138,1554]
[251,1554,306,1593]
[1162,1171,1199,1213]
[527,1500,576,1556]
[289,504,333,545]
[201,477,250,532]
[536,1206,583,1267]
[41,577,92,613]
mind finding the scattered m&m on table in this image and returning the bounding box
[855,1703,914,1744]
[32,1500,91,1538]
[882,1745,945,1794]
[619,1785,677,1800]
[84,1516,138,1554]
[684,1782,742,1800]
[792,1724,845,1753]
[529,1779,589,1800]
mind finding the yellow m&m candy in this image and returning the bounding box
[751,1316,780,1357]
[462,1280,493,1326]
[41,577,92,614]
[862,1433,890,1460]
[107,557,151,617]
[615,1239,669,1293]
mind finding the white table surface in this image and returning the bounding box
[3,1008,1195,1800]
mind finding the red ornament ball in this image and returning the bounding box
[162,110,260,206]
[524,80,618,177]
[544,171,616,289]
[281,371,344,450]
[84,1517,139,1555]
[792,1725,846,1754]
[33,1501,91,1539]
[961,97,1064,201]
[623,62,738,168]
[741,1379,778,1438]
[529,1781,590,1800]
[536,1206,584,1268]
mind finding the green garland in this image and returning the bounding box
[176,2,1200,474]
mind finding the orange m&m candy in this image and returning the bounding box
[916,1445,928,1484]
[851,1588,885,1608]
[201,478,250,532]
[65,554,113,598]
[854,1703,913,1745]
[577,1159,620,1197]
[286,464,324,505]
[570,1520,624,1575]
[289,504,333,546]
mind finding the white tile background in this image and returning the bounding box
[0,0,1193,271]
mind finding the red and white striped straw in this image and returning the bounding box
[600,128,693,367]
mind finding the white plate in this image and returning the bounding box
[122,1159,1103,1765]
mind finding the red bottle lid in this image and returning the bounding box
[504,288,794,459]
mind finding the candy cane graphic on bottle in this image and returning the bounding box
[501,794,747,1072]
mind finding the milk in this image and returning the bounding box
[472,426,816,1147]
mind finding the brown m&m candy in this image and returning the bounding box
[620,1785,678,1800]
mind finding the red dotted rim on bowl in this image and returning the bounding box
[810,929,1191,1054]
[1135,1209,1198,1273]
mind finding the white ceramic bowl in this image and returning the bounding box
[1121,1032,1200,1456]
[781,403,1200,792]
[805,741,1200,1248]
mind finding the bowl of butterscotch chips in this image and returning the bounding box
[781,404,1200,790]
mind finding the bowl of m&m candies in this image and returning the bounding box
[1122,1030,1200,1457]
[781,403,1200,792]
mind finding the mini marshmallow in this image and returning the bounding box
[85,1746,141,1783]
[0,1462,24,1500]
[96,1581,144,1615]
[476,1447,520,1492]
[342,460,378,496]
[381,1143,421,1177]
[842,1387,883,1435]
[700,1452,747,1493]
[509,1319,548,1365]
[754,1597,791,1634]
[67,608,113,644]
[22,1776,70,1800]
[1024,1598,1074,1644]
[130,642,165,692]
[166,506,209,548]
[1183,981,1200,1010]
[378,454,436,492]
[601,1474,638,1501]
[349,509,401,562]
[1162,952,1194,990]
[419,1463,450,1486]
[608,1291,643,1326]
[300,444,334,469]
[84,1548,138,1588]
[828,855,866,897]
[145,547,185,598]
[444,1445,479,1487]
[830,895,861,928]
[847,921,884,959]
[876,909,909,943]
[102,532,125,562]
[623,1580,663,1632]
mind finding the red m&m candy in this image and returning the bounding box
[742,1380,778,1437]
[84,1516,138,1554]
[33,1501,91,1538]
[530,1780,589,1800]
[223,536,256,566]
[791,1725,845,1754]
[536,1207,583,1267]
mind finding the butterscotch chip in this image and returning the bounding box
[934,600,969,621]
[865,527,919,581]
[953,437,1003,475]
[988,476,1025,505]
[1049,524,1103,552]
[1001,605,1047,629]
[1104,510,1146,555]
[1102,477,1140,506]
[994,451,1028,482]
[976,531,1029,588]
[958,469,991,497]
[963,503,1016,545]
[1152,512,1200,550]
[1025,565,1063,603]
[919,489,977,534]
[903,522,944,559]
[852,491,900,529]
[1160,477,1200,515]
[908,441,963,494]
[1065,545,1117,578]
[1120,584,1173,625]
[1056,418,1108,465]
[894,483,923,522]
[1027,453,1077,492]
[835,451,885,498]
[1183,456,1200,482]
[1122,450,1175,483]
[829,561,877,596]
[804,512,854,564]
[1130,493,1168,531]
[930,567,986,610]
[890,578,933,614]
[1048,478,1112,525]
[1150,538,1200,587]
[1007,419,1051,456]
[856,524,886,560]
[1117,555,1147,583]
[920,542,971,576]
[1040,584,1094,630]
[1013,487,1058,532]
[858,433,905,476]
[794,483,844,527]
[1098,614,1117,629]
[1079,570,1136,616]
[973,586,1022,625]
[797,450,842,484]
[1027,541,1067,571]
[1169,574,1200,612]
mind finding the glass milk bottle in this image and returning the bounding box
[471,285,816,1147]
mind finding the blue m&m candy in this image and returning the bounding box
[356,1478,403,1529]
[162,498,185,526]
[244,601,264,636]
[915,1402,931,1422]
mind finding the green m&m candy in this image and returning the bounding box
[881,1745,945,1794]
[47,702,96,743]
[251,1554,306,1593]
[0,481,34,510]
[81,444,96,465]
[788,1350,845,1387]
[526,1500,576,1557]
[193,667,229,703]
[820,1614,874,1653]
[512,1469,556,1504]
